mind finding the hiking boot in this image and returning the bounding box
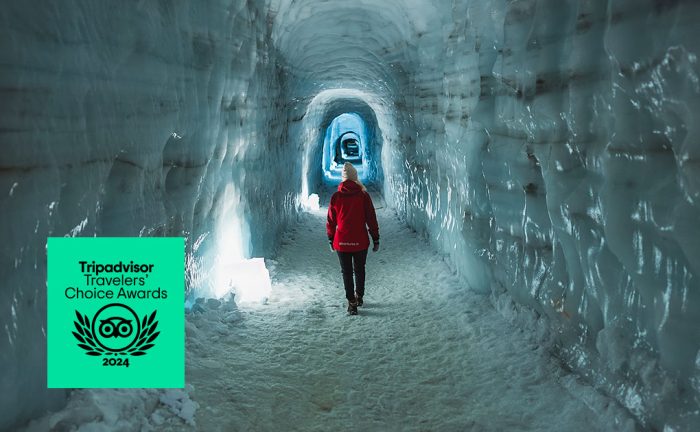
[356,296,363,307]
[347,300,358,315]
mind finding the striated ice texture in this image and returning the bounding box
[1,0,699,430]
[384,2,700,429]
[0,1,294,427]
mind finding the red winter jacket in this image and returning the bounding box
[327,181,380,252]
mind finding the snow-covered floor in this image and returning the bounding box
[23,191,637,432]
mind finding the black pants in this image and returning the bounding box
[336,249,368,302]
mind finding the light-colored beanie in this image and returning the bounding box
[341,162,366,190]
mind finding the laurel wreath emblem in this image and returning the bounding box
[72,309,160,357]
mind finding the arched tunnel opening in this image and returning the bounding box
[321,111,383,187]
[319,110,383,190]
[323,113,370,184]
[2,1,700,431]
[299,90,391,209]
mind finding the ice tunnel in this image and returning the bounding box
[2,0,700,430]
[297,89,390,208]
[322,114,369,183]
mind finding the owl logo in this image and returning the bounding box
[73,303,160,357]
[98,316,134,339]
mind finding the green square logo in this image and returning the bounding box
[47,237,184,388]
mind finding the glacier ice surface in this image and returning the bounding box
[1,0,700,430]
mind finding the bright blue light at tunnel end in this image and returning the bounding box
[322,112,371,185]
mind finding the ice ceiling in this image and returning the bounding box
[1,0,700,430]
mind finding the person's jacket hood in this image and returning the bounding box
[338,179,364,195]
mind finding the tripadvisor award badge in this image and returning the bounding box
[47,237,184,388]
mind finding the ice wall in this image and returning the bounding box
[385,1,700,429]
[0,1,294,429]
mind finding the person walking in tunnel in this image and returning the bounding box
[327,162,380,315]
